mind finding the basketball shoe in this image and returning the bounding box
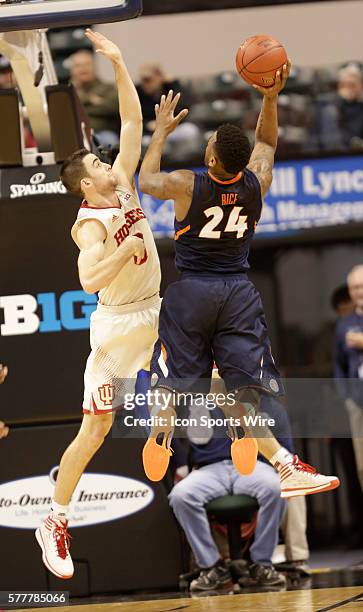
[225,391,259,476]
[35,516,73,579]
[190,560,232,592]
[142,433,173,482]
[230,432,259,476]
[142,402,176,482]
[277,455,340,498]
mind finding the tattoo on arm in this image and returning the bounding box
[256,116,264,141]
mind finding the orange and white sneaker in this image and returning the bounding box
[35,516,74,579]
[278,455,340,498]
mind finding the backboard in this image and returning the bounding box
[0,0,143,33]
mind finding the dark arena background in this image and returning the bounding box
[0,1,362,611]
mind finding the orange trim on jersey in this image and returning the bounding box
[174,224,191,241]
[208,171,243,185]
[161,343,168,362]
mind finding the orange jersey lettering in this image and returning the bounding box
[221,193,238,206]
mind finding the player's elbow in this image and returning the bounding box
[83,284,98,295]
[80,276,98,295]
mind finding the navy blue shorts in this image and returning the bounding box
[152,273,283,395]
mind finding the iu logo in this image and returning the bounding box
[98,384,113,406]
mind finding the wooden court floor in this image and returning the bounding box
[16,586,363,612]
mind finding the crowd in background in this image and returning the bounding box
[65,51,363,162]
[0,41,362,162]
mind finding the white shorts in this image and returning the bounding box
[82,294,161,415]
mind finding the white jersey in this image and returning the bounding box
[71,185,161,306]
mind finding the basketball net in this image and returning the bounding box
[0,29,57,153]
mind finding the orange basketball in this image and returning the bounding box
[236,35,288,88]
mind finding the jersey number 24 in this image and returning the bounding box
[199,206,248,239]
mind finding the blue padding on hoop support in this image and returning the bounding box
[0,0,143,33]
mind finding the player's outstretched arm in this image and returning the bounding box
[76,219,145,294]
[247,60,291,197]
[85,29,142,189]
[139,90,194,219]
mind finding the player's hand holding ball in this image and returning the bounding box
[154,90,189,138]
[85,28,122,64]
[236,35,291,97]
[252,60,291,98]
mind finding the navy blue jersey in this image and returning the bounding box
[174,168,262,274]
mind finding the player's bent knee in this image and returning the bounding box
[169,486,193,508]
[261,478,281,501]
[169,486,204,510]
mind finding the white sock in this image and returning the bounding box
[270,447,293,469]
[51,500,69,522]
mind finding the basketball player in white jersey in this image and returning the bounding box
[35,30,161,579]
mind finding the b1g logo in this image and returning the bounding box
[0,291,97,336]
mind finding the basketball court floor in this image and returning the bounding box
[14,566,363,612]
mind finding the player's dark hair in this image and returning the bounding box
[60,148,91,197]
[331,285,351,311]
[215,124,251,174]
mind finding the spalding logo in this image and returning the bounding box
[0,471,154,529]
[261,76,274,85]
[30,172,46,185]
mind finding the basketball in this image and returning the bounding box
[236,35,288,88]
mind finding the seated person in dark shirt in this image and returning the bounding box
[314,63,363,151]
[136,62,198,142]
[169,394,294,591]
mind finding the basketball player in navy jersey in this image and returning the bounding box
[139,63,340,498]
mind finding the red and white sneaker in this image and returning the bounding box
[35,516,74,579]
[278,455,340,498]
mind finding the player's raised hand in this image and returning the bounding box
[253,59,291,98]
[154,90,189,137]
[85,29,122,64]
